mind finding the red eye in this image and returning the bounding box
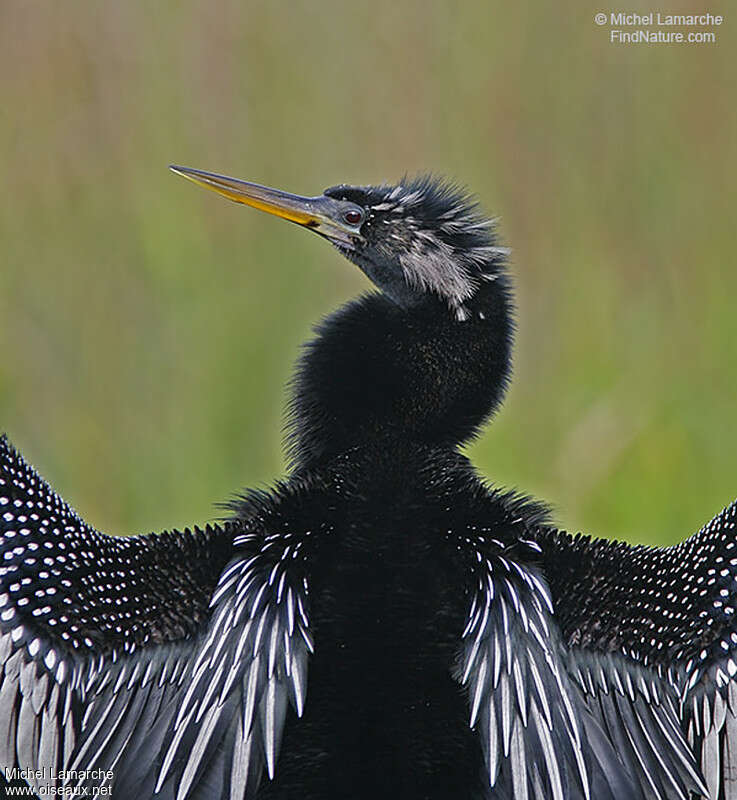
[344,209,363,225]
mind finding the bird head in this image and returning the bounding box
[171,165,514,463]
[169,167,508,321]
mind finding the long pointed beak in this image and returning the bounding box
[169,165,359,246]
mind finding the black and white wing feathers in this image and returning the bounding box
[144,534,313,800]
[541,499,737,800]
[454,535,678,800]
[0,435,313,799]
[457,557,592,800]
[671,502,737,800]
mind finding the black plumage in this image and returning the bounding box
[0,167,734,799]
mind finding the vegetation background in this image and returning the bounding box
[1,2,735,546]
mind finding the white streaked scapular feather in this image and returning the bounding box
[62,704,75,766]
[263,678,287,779]
[531,764,548,800]
[469,655,487,727]
[0,632,11,663]
[0,674,19,768]
[459,557,589,798]
[229,713,256,800]
[61,683,73,727]
[487,689,500,785]
[500,671,512,757]
[70,691,120,770]
[532,703,564,800]
[526,650,552,730]
[155,705,197,792]
[112,664,127,695]
[715,690,728,734]
[724,710,737,800]
[509,718,529,800]
[552,666,581,745]
[38,683,60,781]
[195,658,226,723]
[70,697,132,794]
[512,658,527,726]
[632,702,686,799]
[156,550,312,799]
[290,652,307,716]
[703,724,720,800]
[30,669,48,715]
[177,702,224,800]
[492,633,502,689]
[17,689,42,791]
[569,727,590,800]
[243,653,261,735]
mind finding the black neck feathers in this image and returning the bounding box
[286,271,514,470]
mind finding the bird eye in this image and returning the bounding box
[343,209,363,226]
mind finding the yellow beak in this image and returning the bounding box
[170,165,360,246]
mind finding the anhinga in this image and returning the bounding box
[0,166,734,800]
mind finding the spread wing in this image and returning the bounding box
[0,435,313,799]
[455,537,680,800]
[540,500,737,800]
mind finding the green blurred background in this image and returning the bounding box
[1,2,735,546]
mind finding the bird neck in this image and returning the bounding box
[286,279,513,471]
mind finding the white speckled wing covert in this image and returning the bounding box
[0,436,311,799]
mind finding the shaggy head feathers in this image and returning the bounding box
[324,175,509,320]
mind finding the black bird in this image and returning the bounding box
[0,167,735,800]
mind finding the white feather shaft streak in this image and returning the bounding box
[209,570,239,608]
[70,696,131,794]
[724,710,737,800]
[513,658,527,726]
[68,692,119,773]
[714,689,727,733]
[229,715,255,800]
[649,697,708,792]
[532,704,564,800]
[196,659,226,723]
[155,705,197,793]
[492,634,502,689]
[290,653,306,716]
[703,723,721,800]
[500,673,512,757]
[486,690,500,786]
[263,680,279,778]
[267,620,280,678]
[526,652,552,730]
[176,663,207,730]
[469,656,488,727]
[462,631,483,683]
[632,702,688,800]
[176,703,224,800]
[510,719,529,800]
